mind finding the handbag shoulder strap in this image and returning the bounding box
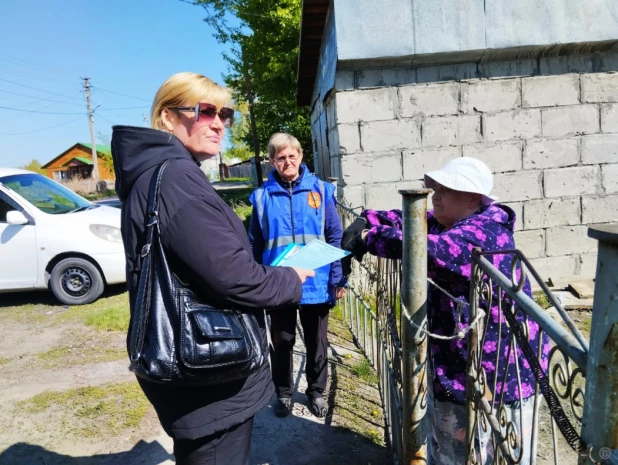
[129,159,173,363]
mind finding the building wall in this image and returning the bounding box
[326,52,618,280]
[44,146,114,181]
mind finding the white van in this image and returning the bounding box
[0,168,126,305]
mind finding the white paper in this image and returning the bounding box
[276,239,350,270]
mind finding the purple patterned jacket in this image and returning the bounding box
[362,205,549,404]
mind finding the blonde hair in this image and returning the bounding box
[150,72,231,130]
[268,132,303,159]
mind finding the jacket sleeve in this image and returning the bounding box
[248,205,264,264]
[161,195,302,309]
[325,197,347,288]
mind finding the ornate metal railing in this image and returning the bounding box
[337,190,617,465]
[338,201,405,464]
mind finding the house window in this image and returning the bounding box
[54,171,67,181]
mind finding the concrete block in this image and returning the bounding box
[416,63,478,83]
[514,230,545,259]
[524,198,581,229]
[402,147,462,180]
[581,134,618,164]
[578,253,598,277]
[356,69,416,88]
[364,180,425,210]
[336,89,395,123]
[546,226,599,257]
[360,119,421,152]
[341,152,402,186]
[483,110,541,142]
[544,166,601,198]
[527,256,577,282]
[522,75,580,108]
[582,73,618,103]
[582,195,618,224]
[337,124,361,154]
[341,185,365,210]
[422,115,481,147]
[400,83,460,117]
[492,171,543,202]
[504,202,524,231]
[601,103,618,133]
[335,71,355,91]
[523,138,580,170]
[463,141,523,173]
[478,59,538,79]
[602,164,618,194]
[461,79,520,114]
[541,105,600,138]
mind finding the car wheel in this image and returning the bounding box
[50,257,104,305]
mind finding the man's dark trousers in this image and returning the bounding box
[270,303,331,399]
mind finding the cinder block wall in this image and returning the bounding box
[324,54,618,280]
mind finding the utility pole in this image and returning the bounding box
[82,77,99,182]
[143,113,148,127]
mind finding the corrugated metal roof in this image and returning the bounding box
[297,0,330,106]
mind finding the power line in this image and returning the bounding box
[0,78,83,101]
[96,113,116,126]
[0,105,84,115]
[98,106,150,111]
[0,88,84,106]
[0,53,75,81]
[92,86,151,102]
[0,115,85,136]
[0,68,75,86]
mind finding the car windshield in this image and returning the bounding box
[0,173,92,214]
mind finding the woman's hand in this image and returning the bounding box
[335,287,347,300]
[292,267,315,283]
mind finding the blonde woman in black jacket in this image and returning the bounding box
[112,72,314,465]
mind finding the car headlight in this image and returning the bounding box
[89,224,123,243]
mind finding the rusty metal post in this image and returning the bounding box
[579,225,618,465]
[400,189,431,465]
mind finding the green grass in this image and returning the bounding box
[533,291,552,309]
[220,177,252,183]
[18,381,150,438]
[351,357,379,385]
[36,345,126,368]
[57,293,130,331]
[216,187,252,205]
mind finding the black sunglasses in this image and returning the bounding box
[172,102,234,127]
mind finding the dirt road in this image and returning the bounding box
[0,288,390,465]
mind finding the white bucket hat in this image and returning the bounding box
[424,157,497,205]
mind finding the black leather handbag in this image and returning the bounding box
[127,160,266,385]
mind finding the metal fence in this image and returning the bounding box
[337,192,618,465]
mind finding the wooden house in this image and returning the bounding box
[41,143,114,182]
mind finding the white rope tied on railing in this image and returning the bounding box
[399,277,486,341]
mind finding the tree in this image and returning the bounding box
[191,0,313,168]
[19,159,46,174]
[222,100,253,163]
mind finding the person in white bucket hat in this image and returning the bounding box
[341,156,548,465]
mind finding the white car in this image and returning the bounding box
[0,167,126,305]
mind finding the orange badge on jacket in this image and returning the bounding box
[308,192,321,209]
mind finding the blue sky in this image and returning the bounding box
[0,0,232,167]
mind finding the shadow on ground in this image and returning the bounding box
[0,284,127,308]
[0,440,173,465]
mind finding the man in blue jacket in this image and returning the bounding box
[249,133,347,418]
